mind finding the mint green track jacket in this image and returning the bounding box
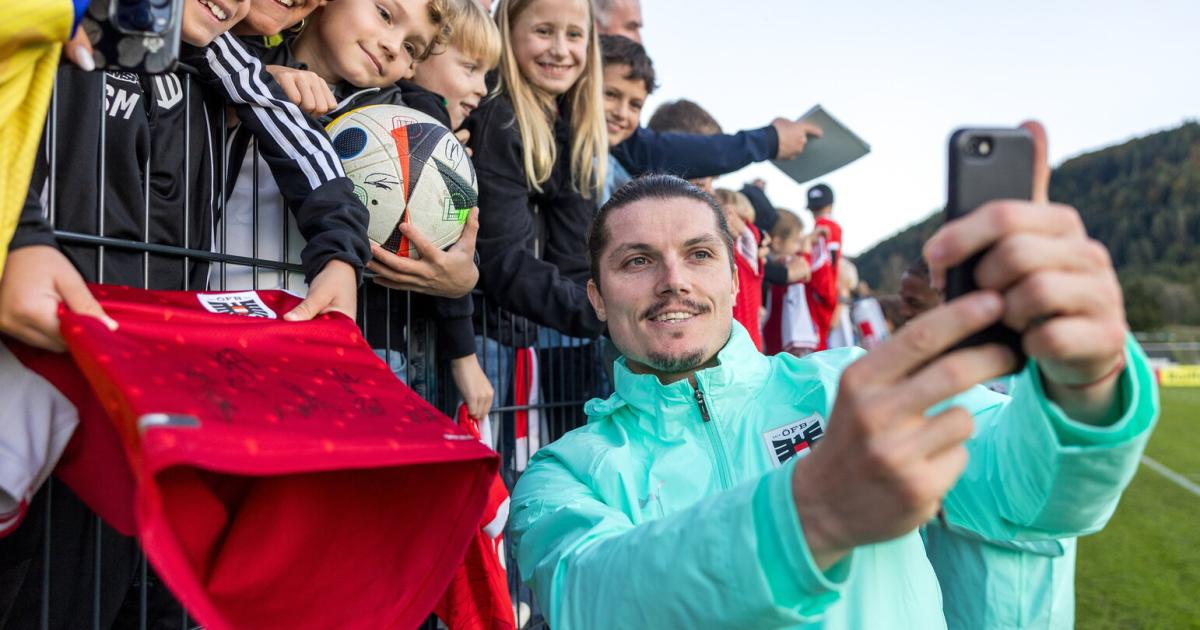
[509,323,1158,629]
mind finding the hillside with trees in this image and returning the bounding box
[854,122,1200,331]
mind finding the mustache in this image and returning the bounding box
[641,299,710,321]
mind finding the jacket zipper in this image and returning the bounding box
[694,386,733,490]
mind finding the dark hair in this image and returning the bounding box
[906,256,930,279]
[600,34,657,95]
[587,174,735,290]
[647,99,722,135]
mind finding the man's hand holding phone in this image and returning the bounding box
[793,122,1129,570]
[925,121,1128,424]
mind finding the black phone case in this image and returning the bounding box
[82,0,182,74]
[944,127,1034,369]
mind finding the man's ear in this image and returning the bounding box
[730,263,740,298]
[587,278,607,322]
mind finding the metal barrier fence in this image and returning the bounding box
[3,71,606,629]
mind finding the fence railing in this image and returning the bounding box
[2,70,604,630]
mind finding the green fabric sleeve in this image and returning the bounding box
[510,454,850,629]
[943,333,1159,541]
[753,460,854,615]
[1026,334,1150,446]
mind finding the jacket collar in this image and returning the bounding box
[598,322,771,426]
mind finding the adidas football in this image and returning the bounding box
[325,105,478,258]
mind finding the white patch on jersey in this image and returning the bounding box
[104,83,140,120]
[153,74,184,111]
[762,413,826,468]
[196,291,278,319]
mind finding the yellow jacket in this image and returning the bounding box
[0,0,75,275]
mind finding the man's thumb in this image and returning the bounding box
[57,275,117,331]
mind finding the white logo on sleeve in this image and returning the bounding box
[197,291,277,319]
[762,413,825,467]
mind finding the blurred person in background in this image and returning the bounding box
[594,0,642,43]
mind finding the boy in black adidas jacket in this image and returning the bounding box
[231,0,494,419]
[0,5,374,626]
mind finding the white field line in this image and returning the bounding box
[1141,455,1200,498]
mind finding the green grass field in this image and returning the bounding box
[1076,388,1200,629]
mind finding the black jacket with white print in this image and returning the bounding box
[13,65,220,289]
[14,34,372,288]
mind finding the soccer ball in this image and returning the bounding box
[325,105,478,258]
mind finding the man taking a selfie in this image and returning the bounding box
[509,123,1157,629]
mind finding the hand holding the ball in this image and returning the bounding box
[367,208,481,299]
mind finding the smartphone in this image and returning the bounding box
[944,127,1034,368]
[81,0,183,74]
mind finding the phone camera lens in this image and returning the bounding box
[968,136,994,158]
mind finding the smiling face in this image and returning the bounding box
[184,0,251,46]
[510,0,590,96]
[588,196,738,383]
[232,0,324,36]
[294,0,436,87]
[602,63,645,146]
[412,46,488,129]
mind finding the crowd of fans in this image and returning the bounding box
[0,0,1137,628]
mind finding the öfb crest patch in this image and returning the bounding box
[762,413,825,467]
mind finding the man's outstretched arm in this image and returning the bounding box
[612,118,820,180]
[510,452,852,630]
[924,121,1157,541]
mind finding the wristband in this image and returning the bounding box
[1061,356,1127,391]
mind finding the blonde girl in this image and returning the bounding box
[464,0,608,338]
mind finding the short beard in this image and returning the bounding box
[643,349,708,375]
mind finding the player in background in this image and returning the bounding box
[804,182,842,349]
[762,208,819,356]
[714,188,766,350]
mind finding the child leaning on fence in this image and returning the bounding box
[234,0,501,419]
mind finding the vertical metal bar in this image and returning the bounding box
[218,102,228,290]
[39,481,52,630]
[143,147,151,288]
[281,181,291,292]
[139,554,148,630]
[182,75,191,290]
[97,73,107,283]
[92,515,101,630]
[405,291,413,386]
[251,140,260,290]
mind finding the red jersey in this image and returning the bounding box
[13,285,498,630]
[732,225,764,350]
[808,217,843,350]
[762,252,819,355]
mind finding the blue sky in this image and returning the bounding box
[638,0,1200,255]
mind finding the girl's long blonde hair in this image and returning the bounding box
[494,0,607,198]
